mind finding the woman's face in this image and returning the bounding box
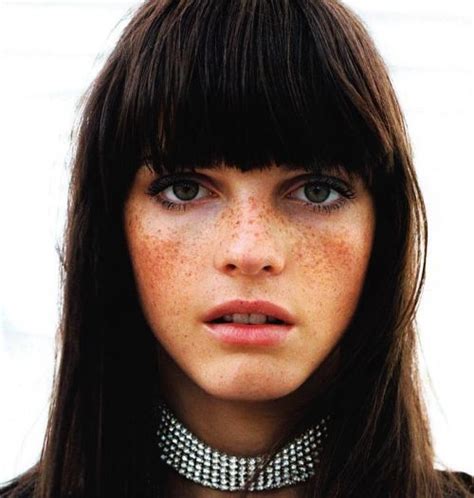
[124,164,375,401]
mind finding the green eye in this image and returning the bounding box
[304,183,331,203]
[146,173,356,214]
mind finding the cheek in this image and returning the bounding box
[294,220,374,317]
[303,229,368,277]
[131,240,193,323]
[124,206,194,326]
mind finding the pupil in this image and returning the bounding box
[305,184,330,203]
[173,182,198,201]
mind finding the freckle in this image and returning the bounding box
[294,247,305,260]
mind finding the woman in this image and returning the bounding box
[1,0,472,497]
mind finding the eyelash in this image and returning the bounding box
[145,174,356,214]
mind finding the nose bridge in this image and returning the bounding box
[214,193,286,276]
[227,191,275,240]
[233,192,269,230]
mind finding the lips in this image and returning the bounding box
[203,300,296,325]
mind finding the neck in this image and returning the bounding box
[155,344,339,497]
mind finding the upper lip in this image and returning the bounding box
[203,300,296,325]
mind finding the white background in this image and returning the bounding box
[0,0,473,483]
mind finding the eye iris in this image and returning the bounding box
[173,182,199,201]
[305,184,330,203]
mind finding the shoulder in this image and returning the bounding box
[0,478,35,498]
[0,466,39,498]
[437,470,474,497]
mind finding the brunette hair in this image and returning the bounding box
[2,0,472,497]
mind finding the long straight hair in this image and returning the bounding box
[2,0,472,497]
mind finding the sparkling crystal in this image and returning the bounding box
[155,401,329,491]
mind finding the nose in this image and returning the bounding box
[213,200,286,277]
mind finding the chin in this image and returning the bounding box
[195,357,306,402]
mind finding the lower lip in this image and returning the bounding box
[204,322,294,346]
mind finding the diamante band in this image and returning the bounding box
[156,402,330,492]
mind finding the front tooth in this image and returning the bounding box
[249,313,267,324]
[231,313,267,324]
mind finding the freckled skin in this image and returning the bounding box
[123,164,375,469]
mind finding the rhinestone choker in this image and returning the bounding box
[156,402,330,492]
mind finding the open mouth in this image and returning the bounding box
[203,300,296,328]
[205,314,293,346]
[210,314,286,325]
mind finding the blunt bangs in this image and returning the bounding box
[107,0,399,186]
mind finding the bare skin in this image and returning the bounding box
[124,163,376,497]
